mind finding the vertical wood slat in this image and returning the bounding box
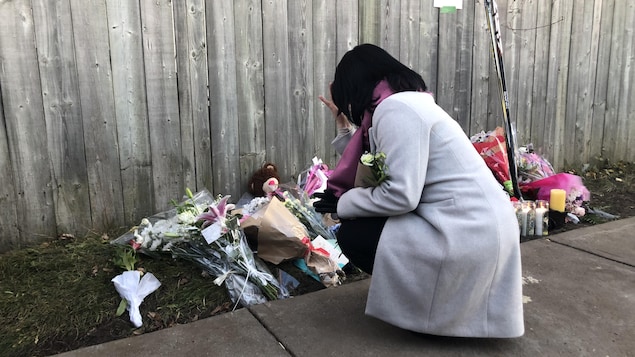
[206,1,241,198]
[616,1,635,160]
[32,0,92,236]
[172,0,196,193]
[514,0,538,147]
[0,80,19,249]
[528,0,553,156]
[262,1,294,181]
[436,6,474,131]
[589,0,615,162]
[470,0,494,136]
[602,0,627,161]
[543,0,574,170]
[106,0,154,224]
[173,0,211,194]
[565,0,596,165]
[312,0,339,167]
[140,0,184,209]
[288,0,314,177]
[0,0,56,245]
[70,0,126,231]
[625,3,635,160]
[418,2,439,97]
[234,0,266,195]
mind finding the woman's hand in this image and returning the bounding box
[319,88,351,130]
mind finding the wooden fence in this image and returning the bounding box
[0,0,633,251]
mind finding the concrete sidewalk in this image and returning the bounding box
[55,217,635,357]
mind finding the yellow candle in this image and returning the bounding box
[550,189,566,212]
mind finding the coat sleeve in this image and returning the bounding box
[337,96,430,218]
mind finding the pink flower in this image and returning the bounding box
[198,195,235,228]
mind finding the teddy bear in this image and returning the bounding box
[248,162,281,197]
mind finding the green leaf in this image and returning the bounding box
[116,299,128,316]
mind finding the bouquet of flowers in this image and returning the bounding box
[471,127,513,195]
[112,188,214,257]
[297,156,332,196]
[113,190,288,308]
[354,151,390,187]
[240,190,345,287]
[517,144,556,184]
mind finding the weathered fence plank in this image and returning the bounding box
[0,0,56,247]
[436,6,474,131]
[206,1,241,197]
[234,0,266,195]
[603,0,629,162]
[589,0,615,162]
[543,0,574,170]
[288,0,316,176]
[70,0,126,231]
[312,0,339,167]
[0,85,19,250]
[106,0,154,225]
[262,1,295,181]
[140,0,185,209]
[528,0,553,156]
[418,2,439,101]
[32,0,92,236]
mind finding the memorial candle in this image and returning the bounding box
[550,189,566,212]
[534,200,549,236]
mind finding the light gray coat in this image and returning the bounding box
[337,92,524,338]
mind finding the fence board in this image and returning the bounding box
[0,0,56,246]
[399,0,422,71]
[32,0,92,236]
[312,0,338,167]
[614,2,635,160]
[418,2,438,100]
[470,1,493,135]
[0,86,19,250]
[235,0,266,194]
[528,0,553,156]
[140,0,185,209]
[288,0,315,176]
[359,0,381,44]
[603,0,627,161]
[543,0,573,170]
[262,1,295,181]
[514,0,538,147]
[105,0,154,224]
[436,7,474,131]
[70,0,126,231]
[206,1,241,197]
[626,3,635,160]
[172,0,196,193]
[589,0,614,162]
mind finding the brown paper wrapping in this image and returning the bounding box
[241,198,308,264]
[354,162,374,188]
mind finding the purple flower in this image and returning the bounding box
[198,195,235,228]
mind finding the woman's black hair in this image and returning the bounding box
[330,44,427,126]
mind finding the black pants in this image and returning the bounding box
[336,217,387,274]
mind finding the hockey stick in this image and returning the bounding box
[484,0,523,200]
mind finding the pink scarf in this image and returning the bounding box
[327,80,395,197]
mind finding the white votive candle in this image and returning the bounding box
[534,200,549,236]
[534,208,546,235]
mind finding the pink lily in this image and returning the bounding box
[198,195,235,228]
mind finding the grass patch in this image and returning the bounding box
[0,232,232,357]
